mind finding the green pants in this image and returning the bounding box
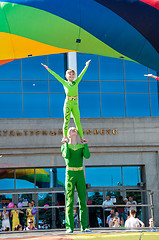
[65,170,88,231]
[63,99,84,138]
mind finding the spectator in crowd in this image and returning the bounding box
[10,204,23,231]
[124,198,128,217]
[116,195,127,223]
[126,196,137,216]
[26,202,35,227]
[110,217,120,228]
[125,209,139,228]
[2,206,11,231]
[102,196,114,227]
[115,211,120,224]
[14,224,22,231]
[149,218,154,228]
[106,209,115,227]
[31,200,37,226]
[0,211,2,231]
[24,219,37,230]
[73,209,79,228]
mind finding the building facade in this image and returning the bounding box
[0,52,159,228]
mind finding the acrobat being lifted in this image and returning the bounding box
[41,60,91,143]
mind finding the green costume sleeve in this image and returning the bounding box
[83,143,91,159]
[61,143,70,159]
[75,66,88,84]
[48,68,68,87]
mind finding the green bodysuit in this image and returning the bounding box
[48,66,88,138]
[61,142,90,231]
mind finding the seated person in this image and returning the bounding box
[24,219,37,230]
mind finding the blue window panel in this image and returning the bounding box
[126,94,150,117]
[48,54,65,80]
[79,93,100,117]
[50,93,65,118]
[0,59,21,80]
[150,82,159,94]
[23,93,49,118]
[49,80,64,92]
[79,81,99,93]
[23,81,48,93]
[57,168,65,187]
[100,81,124,93]
[101,94,125,117]
[0,81,21,92]
[100,56,123,80]
[16,179,34,189]
[86,167,122,187]
[22,55,48,80]
[125,82,149,93]
[125,61,148,81]
[150,94,159,117]
[77,53,99,80]
[123,167,141,186]
[0,179,14,190]
[0,93,22,118]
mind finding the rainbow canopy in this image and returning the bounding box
[0,0,159,71]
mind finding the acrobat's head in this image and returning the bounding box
[67,127,78,139]
[65,69,76,82]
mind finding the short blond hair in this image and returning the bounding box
[67,127,78,138]
[66,69,76,75]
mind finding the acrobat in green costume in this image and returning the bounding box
[48,66,88,138]
[61,142,90,231]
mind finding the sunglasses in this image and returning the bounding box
[29,222,33,223]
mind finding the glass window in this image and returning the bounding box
[125,61,148,81]
[22,55,48,80]
[101,94,125,117]
[49,81,64,93]
[149,82,159,94]
[79,93,100,117]
[86,167,122,187]
[0,59,21,80]
[150,94,159,117]
[0,93,22,118]
[48,54,65,80]
[126,94,150,117]
[125,82,149,93]
[0,169,14,190]
[38,193,52,229]
[23,93,49,118]
[0,194,13,208]
[16,169,35,189]
[23,80,48,93]
[100,56,123,80]
[36,169,50,188]
[100,81,124,93]
[123,167,141,186]
[0,81,21,92]
[57,168,65,188]
[77,53,99,80]
[50,93,65,118]
[79,81,99,93]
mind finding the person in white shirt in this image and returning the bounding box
[125,209,139,228]
[102,196,114,227]
[126,196,137,215]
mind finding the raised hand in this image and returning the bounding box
[144,74,153,77]
[86,60,91,67]
[41,63,49,70]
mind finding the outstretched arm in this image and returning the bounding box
[83,143,91,159]
[61,143,70,159]
[144,74,159,80]
[75,60,91,84]
[41,63,67,85]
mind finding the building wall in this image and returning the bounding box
[0,117,159,223]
